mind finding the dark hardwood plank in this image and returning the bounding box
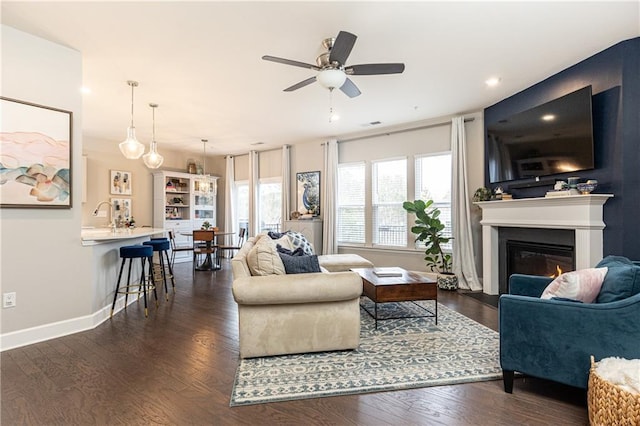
[1,260,588,425]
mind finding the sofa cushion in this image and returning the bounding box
[287,231,315,255]
[278,253,321,274]
[541,267,607,303]
[246,236,285,276]
[595,256,640,303]
[268,230,287,240]
[276,244,305,256]
[317,254,374,272]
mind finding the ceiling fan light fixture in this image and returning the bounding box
[119,80,145,159]
[317,69,346,90]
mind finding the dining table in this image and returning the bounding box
[181,230,234,271]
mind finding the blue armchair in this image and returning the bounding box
[499,259,640,392]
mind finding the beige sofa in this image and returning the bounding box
[231,234,373,359]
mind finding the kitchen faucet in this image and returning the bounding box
[92,201,116,231]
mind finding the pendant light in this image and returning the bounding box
[119,80,145,159]
[143,103,164,169]
[197,139,210,194]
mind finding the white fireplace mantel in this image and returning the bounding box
[475,194,613,295]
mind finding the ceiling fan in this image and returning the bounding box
[262,31,405,98]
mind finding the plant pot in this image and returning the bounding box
[437,273,458,291]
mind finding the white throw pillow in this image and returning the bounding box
[246,236,286,276]
[541,267,608,303]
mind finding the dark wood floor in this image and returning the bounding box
[2,260,589,425]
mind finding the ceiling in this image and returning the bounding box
[2,1,638,156]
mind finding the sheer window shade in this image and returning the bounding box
[236,181,249,232]
[337,162,365,244]
[372,158,407,247]
[415,153,452,250]
[258,178,282,233]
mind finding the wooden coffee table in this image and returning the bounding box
[351,267,437,328]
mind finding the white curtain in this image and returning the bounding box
[248,150,259,237]
[281,145,291,231]
[451,117,482,291]
[322,139,338,254]
[224,155,236,246]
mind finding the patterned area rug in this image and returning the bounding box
[230,300,502,406]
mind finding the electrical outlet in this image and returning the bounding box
[95,210,107,218]
[3,292,16,308]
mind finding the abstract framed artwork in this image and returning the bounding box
[110,170,132,195]
[296,171,320,216]
[110,198,132,224]
[0,97,72,208]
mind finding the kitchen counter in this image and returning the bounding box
[81,227,166,246]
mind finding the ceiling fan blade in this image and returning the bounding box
[284,76,317,92]
[329,31,357,65]
[262,55,321,71]
[346,63,405,75]
[339,78,361,98]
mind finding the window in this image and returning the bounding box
[372,158,407,247]
[337,162,365,243]
[258,178,281,233]
[235,181,249,232]
[415,153,452,250]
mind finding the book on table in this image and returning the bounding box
[373,267,405,277]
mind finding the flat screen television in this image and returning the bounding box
[486,86,595,184]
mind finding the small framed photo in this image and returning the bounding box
[111,198,132,223]
[296,171,320,216]
[110,170,132,195]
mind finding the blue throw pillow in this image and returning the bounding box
[268,231,287,240]
[278,252,321,274]
[595,255,640,303]
[276,244,305,257]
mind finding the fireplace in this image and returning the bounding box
[499,228,575,294]
[476,195,612,294]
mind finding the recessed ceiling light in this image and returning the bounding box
[80,86,92,94]
[485,77,501,87]
[542,114,556,121]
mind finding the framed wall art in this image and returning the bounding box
[296,171,320,216]
[110,170,132,195]
[0,97,73,208]
[110,198,132,224]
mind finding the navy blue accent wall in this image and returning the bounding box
[484,37,640,260]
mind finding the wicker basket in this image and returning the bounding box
[587,356,640,426]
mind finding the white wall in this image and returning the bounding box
[0,26,91,336]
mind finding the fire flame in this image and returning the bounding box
[549,265,563,278]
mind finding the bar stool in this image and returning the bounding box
[111,244,157,318]
[143,238,175,300]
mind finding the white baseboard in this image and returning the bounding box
[0,295,137,352]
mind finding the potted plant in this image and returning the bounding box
[473,187,492,202]
[201,221,212,230]
[403,199,458,290]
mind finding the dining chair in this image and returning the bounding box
[217,228,247,260]
[192,229,217,273]
[168,230,193,268]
